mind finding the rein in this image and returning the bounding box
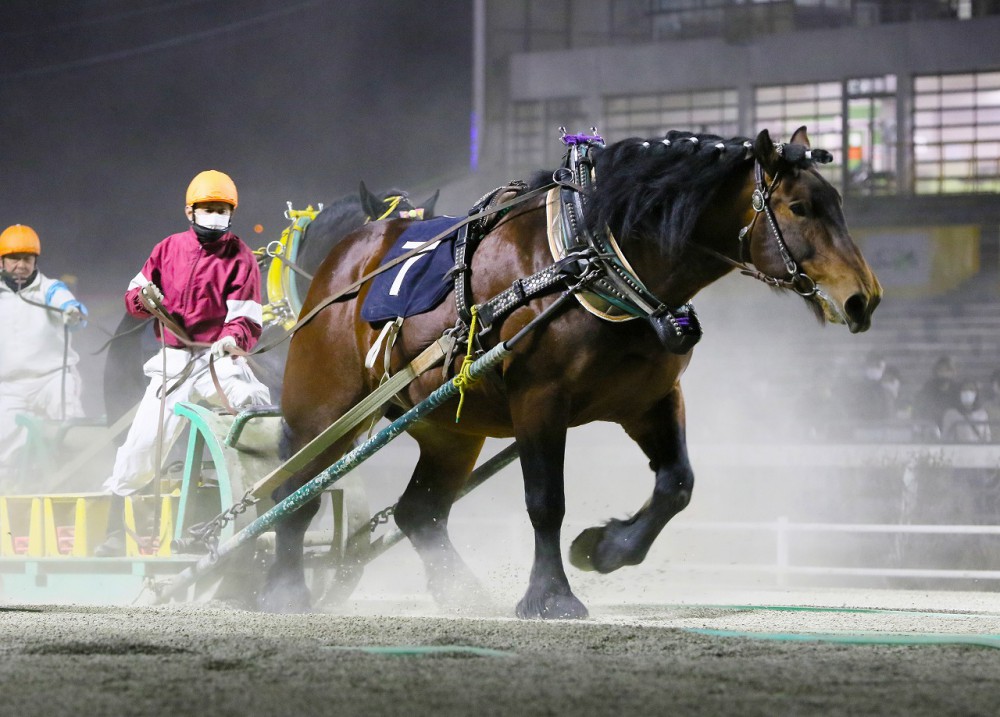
[136,291,238,415]
[94,185,555,361]
[246,180,558,357]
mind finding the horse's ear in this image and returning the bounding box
[790,126,811,148]
[754,129,781,173]
[419,189,439,218]
[358,181,383,219]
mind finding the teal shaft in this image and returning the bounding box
[157,341,511,603]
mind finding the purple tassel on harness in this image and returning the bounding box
[561,132,605,147]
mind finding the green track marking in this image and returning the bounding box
[321,645,515,658]
[675,604,1000,620]
[684,628,1000,649]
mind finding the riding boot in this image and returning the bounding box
[94,495,126,557]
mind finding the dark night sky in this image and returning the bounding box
[0,0,472,292]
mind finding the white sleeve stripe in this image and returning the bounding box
[225,299,263,326]
[128,271,149,290]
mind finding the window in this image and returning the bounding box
[754,81,844,186]
[913,71,1000,193]
[509,97,585,171]
[845,75,898,196]
[603,89,739,140]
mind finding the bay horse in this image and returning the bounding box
[102,184,437,424]
[269,127,881,618]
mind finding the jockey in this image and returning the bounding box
[0,224,88,487]
[97,170,270,556]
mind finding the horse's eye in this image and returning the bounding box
[789,202,808,217]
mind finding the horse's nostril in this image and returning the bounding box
[844,293,868,323]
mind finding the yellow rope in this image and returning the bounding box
[453,305,479,423]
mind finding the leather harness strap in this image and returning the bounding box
[248,181,558,358]
[245,334,454,501]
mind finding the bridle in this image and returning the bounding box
[733,154,818,298]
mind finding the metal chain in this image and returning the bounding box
[368,503,397,533]
[183,490,260,559]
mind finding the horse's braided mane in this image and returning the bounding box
[596,131,750,253]
[524,130,820,260]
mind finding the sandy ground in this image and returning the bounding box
[2,587,999,717]
[12,281,1000,715]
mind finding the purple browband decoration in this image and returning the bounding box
[675,316,690,327]
[561,132,605,147]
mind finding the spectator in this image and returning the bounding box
[979,369,1000,435]
[842,351,892,422]
[880,365,909,420]
[942,380,991,443]
[912,355,959,434]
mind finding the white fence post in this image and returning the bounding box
[776,516,789,587]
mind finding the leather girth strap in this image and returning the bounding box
[452,181,528,326]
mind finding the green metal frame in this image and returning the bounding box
[172,402,240,545]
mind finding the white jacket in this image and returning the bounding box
[0,271,86,381]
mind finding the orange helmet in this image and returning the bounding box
[185,170,238,208]
[0,224,41,256]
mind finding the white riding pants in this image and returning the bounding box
[104,346,270,497]
[0,369,84,483]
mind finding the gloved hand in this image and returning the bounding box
[210,335,238,360]
[62,306,83,327]
[141,282,164,306]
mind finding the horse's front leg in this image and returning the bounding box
[513,397,588,619]
[570,387,693,573]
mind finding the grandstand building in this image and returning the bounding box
[472,0,1000,298]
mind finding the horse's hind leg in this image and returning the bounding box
[258,482,322,613]
[258,424,357,613]
[393,429,487,608]
[570,388,693,573]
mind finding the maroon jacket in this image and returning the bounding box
[125,228,263,351]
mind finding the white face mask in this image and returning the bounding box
[960,390,977,408]
[193,209,231,231]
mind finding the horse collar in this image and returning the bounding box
[552,136,702,355]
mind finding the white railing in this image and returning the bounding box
[437,441,1000,587]
[666,518,1000,583]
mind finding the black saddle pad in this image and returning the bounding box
[360,216,463,323]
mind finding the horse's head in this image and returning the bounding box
[359,181,439,222]
[747,127,882,333]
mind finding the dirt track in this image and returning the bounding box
[2,589,999,717]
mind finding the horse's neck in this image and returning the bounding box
[620,171,755,306]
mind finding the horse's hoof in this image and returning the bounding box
[568,527,603,572]
[570,521,646,573]
[257,579,312,614]
[515,590,589,620]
